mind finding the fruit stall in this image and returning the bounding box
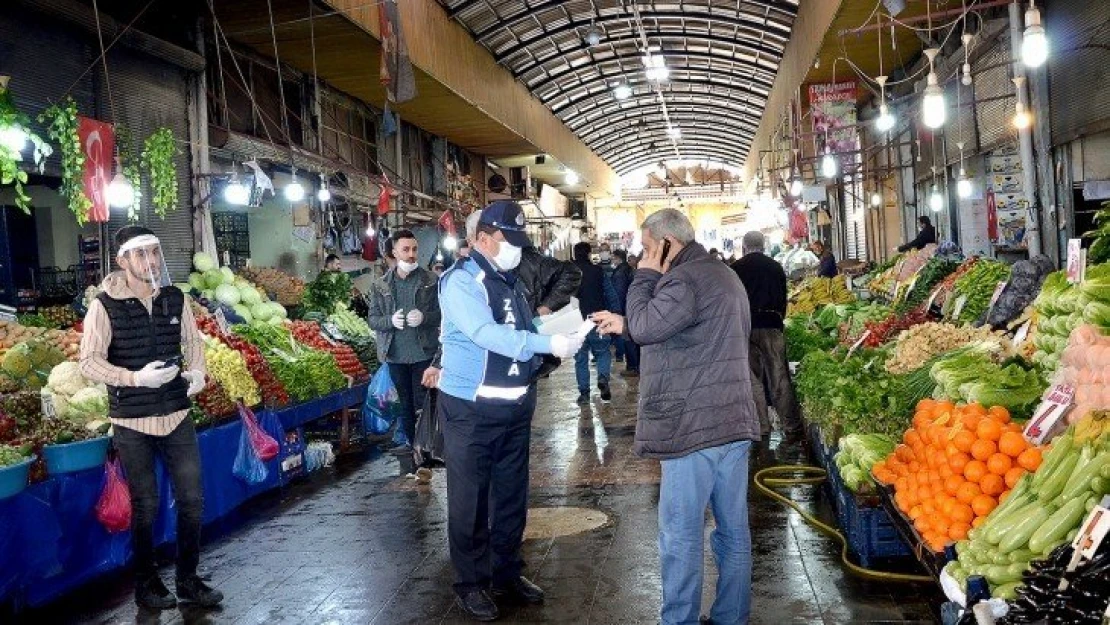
[785,238,1110,621]
[0,253,380,609]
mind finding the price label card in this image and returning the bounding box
[322,321,346,342]
[0,304,17,323]
[1066,238,1086,284]
[41,393,58,420]
[1013,318,1033,344]
[214,308,230,335]
[924,287,942,312]
[847,330,872,358]
[952,295,969,319]
[1024,383,1075,445]
[1072,497,1110,560]
[845,274,853,291]
[987,281,1008,310]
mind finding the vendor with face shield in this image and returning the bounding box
[77,226,223,610]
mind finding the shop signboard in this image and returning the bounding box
[808,82,858,153]
[1066,238,1086,284]
[77,116,114,223]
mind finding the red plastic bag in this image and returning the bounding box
[95,457,131,533]
[239,403,279,461]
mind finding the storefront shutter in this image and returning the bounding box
[973,36,1018,152]
[1046,0,1110,145]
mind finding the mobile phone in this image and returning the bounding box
[161,355,183,369]
[660,239,672,263]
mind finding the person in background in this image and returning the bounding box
[898,215,938,252]
[436,200,585,621]
[367,229,441,459]
[609,249,639,378]
[598,242,624,362]
[731,231,804,444]
[593,208,760,625]
[324,253,342,272]
[573,242,613,405]
[432,260,445,277]
[79,226,223,610]
[811,241,838,278]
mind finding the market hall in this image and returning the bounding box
[1,0,1110,623]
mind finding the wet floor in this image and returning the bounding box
[20,361,943,624]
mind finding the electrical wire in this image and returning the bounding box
[59,0,157,103]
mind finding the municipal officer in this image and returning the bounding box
[437,200,585,621]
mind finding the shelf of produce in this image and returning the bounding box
[876,483,951,580]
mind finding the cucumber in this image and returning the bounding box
[1028,496,1087,554]
[985,496,1039,544]
[1092,476,1109,496]
[1007,548,1035,564]
[1032,432,1074,489]
[992,581,1021,601]
[999,506,1053,553]
[1058,450,1110,502]
[991,551,1010,565]
[1036,452,1081,501]
[985,563,1023,585]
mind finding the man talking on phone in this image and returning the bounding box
[593,209,760,625]
[79,226,222,610]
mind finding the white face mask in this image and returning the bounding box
[600,252,611,262]
[493,241,522,271]
[397,260,419,274]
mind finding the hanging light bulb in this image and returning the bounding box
[961,33,975,86]
[666,126,681,139]
[870,192,882,208]
[874,77,895,132]
[223,165,250,206]
[929,185,944,212]
[106,155,135,209]
[613,83,633,100]
[565,170,580,185]
[443,235,458,251]
[317,174,331,202]
[1022,3,1049,68]
[921,49,947,129]
[284,172,306,202]
[643,53,669,82]
[0,125,28,160]
[584,23,603,47]
[957,168,973,199]
[1013,101,1032,129]
[790,177,803,197]
[821,149,838,179]
[365,223,376,237]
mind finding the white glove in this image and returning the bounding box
[133,361,180,388]
[182,370,206,397]
[550,332,586,358]
[406,309,424,328]
[391,309,406,330]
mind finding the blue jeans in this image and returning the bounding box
[659,440,752,625]
[614,336,626,360]
[574,328,611,394]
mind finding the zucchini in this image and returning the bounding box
[1032,432,1074,489]
[1007,548,1035,564]
[999,506,1053,553]
[992,581,1021,601]
[1101,463,1110,480]
[1036,452,1081,501]
[1092,476,1109,496]
[985,563,1023,585]
[1028,496,1087,554]
[985,496,1039,544]
[1058,450,1110,502]
[991,551,1011,565]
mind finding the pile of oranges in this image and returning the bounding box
[872,399,1043,552]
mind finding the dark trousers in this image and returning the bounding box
[441,388,536,594]
[388,360,432,445]
[613,336,626,360]
[113,419,204,581]
[624,337,640,372]
[748,328,803,436]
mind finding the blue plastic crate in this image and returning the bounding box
[0,457,33,500]
[834,480,911,566]
[42,436,110,475]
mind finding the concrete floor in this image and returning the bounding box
[22,362,943,624]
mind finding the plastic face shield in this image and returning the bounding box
[117,235,171,289]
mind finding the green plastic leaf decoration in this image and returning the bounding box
[141,128,179,218]
[0,80,53,214]
[39,97,91,225]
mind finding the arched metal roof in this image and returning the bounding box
[435,0,799,175]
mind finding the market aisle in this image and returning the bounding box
[27,364,943,625]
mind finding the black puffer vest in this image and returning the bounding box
[97,287,191,419]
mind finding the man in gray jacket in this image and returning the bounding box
[594,208,760,625]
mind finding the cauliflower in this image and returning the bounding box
[67,386,109,423]
[47,361,89,397]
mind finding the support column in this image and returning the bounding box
[1009,2,1042,256]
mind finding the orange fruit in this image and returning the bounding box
[917,398,937,413]
[964,460,988,483]
[949,452,971,473]
[977,419,1003,442]
[944,474,964,496]
[1004,467,1025,489]
[909,505,924,520]
[998,432,1028,458]
[915,516,932,533]
[999,489,1012,503]
[939,464,954,479]
[905,431,923,448]
[965,403,988,416]
[979,473,1005,497]
[989,406,1011,423]
[953,430,976,453]
[950,503,975,525]
[956,482,981,504]
[962,413,983,430]
[949,522,971,541]
[972,516,987,529]
[987,453,1014,475]
[971,494,998,517]
[1017,448,1043,471]
[971,439,997,461]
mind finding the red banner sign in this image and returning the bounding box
[78,116,114,223]
[985,189,998,242]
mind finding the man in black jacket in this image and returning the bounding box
[609,249,639,376]
[572,242,612,405]
[732,231,804,443]
[898,216,938,252]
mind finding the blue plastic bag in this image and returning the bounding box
[363,366,399,435]
[232,424,268,485]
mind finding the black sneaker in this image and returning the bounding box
[576,393,590,406]
[456,589,499,621]
[491,575,545,605]
[135,575,176,610]
[388,444,414,456]
[620,369,639,378]
[176,575,224,607]
[598,380,611,403]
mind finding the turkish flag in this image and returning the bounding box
[78,116,114,223]
[437,210,456,236]
[986,189,998,242]
[377,184,392,216]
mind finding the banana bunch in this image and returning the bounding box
[1074,410,1110,445]
[788,277,855,316]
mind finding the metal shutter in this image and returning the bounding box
[946,82,978,165]
[100,49,195,281]
[973,36,1018,152]
[1047,0,1110,145]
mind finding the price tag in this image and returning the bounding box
[0,304,17,323]
[41,393,58,420]
[1066,238,1086,284]
[1024,383,1075,445]
[1072,497,1110,560]
[987,281,1008,310]
[847,330,871,357]
[951,295,969,319]
[322,321,346,342]
[924,287,942,312]
[1013,318,1033,344]
[845,274,853,291]
[214,308,229,335]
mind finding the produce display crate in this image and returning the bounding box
[876,483,951,579]
[279,427,307,481]
[821,444,912,567]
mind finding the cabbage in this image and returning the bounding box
[188,272,206,291]
[215,284,241,306]
[1084,301,1110,329]
[204,269,224,289]
[175,283,193,293]
[267,316,284,326]
[240,286,262,306]
[233,304,253,323]
[201,289,214,301]
[270,302,288,319]
[1080,276,1110,304]
[220,267,235,284]
[67,386,109,422]
[193,252,217,273]
[251,302,273,321]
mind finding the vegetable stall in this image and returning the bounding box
[784,246,1110,621]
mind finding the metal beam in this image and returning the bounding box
[550,75,769,117]
[598,135,752,162]
[613,154,746,175]
[577,111,759,145]
[593,129,754,162]
[567,100,761,136]
[609,146,750,174]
